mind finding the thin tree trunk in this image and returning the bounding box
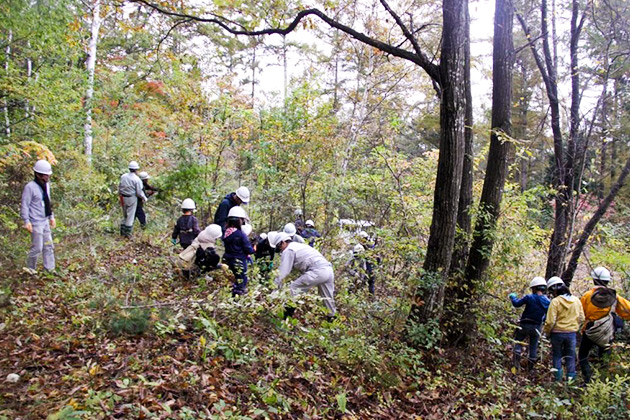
[84,0,101,162]
[562,157,630,284]
[3,30,12,137]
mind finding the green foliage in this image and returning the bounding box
[106,308,151,336]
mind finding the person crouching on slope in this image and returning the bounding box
[172,198,201,249]
[509,276,550,372]
[222,206,254,296]
[543,277,585,382]
[268,231,336,321]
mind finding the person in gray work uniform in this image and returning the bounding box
[268,231,336,321]
[118,161,147,237]
[21,160,56,273]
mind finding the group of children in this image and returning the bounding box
[510,267,630,383]
[170,195,331,297]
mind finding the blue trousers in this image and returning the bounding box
[225,257,248,296]
[550,332,577,379]
[513,323,541,364]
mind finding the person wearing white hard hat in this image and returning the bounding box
[222,206,255,296]
[171,199,201,249]
[508,276,551,372]
[20,159,56,273]
[118,161,147,237]
[301,219,321,247]
[345,244,371,294]
[213,186,250,232]
[134,172,159,228]
[283,222,305,244]
[175,223,225,280]
[578,267,630,383]
[543,277,584,382]
[254,232,275,281]
[269,231,336,320]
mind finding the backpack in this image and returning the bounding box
[195,247,220,272]
[584,288,617,348]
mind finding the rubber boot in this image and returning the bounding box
[567,372,577,383]
[554,368,563,382]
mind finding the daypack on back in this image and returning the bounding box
[585,288,617,348]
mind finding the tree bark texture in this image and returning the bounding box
[84,0,101,162]
[408,0,468,324]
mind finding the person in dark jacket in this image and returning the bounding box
[172,198,201,249]
[214,186,250,232]
[301,219,321,247]
[254,232,275,281]
[135,172,158,228]
[222,206,255,296]
[509,276,551,372]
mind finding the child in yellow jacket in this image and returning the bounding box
[543,277,585,382]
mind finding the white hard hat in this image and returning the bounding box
[259,232,268,240]
[353,244,365,254]
[547,276,565,289]
[529,276,547,288]
[358,231,369,239]
[128,161,140,170]
[181,198,196,210]
[228,206,248,219]
[235,186,250,203]
[138,171,150,180]
[284,223,296,236]
[241,223,253,236]
[268,231,290,248]
[591,266,611,282]
[294,208,303,216]
[33,160,52,175]
[305,219,315,227]
[205,224,223,240]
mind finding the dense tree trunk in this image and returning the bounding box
[447,0,513,346]
[84,0,101,162]
[408,0,468,325]
[443,0,473,343]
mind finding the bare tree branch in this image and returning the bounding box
[127,0,441,82]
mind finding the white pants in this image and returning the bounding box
[289,265,336,316]
[122,196,138,227]
[27,222,55,271]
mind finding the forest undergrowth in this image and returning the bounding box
[1,225,630,419]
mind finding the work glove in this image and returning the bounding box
[171,238,177,245]
[509,293,517,300]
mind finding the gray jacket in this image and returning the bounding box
[21,181,54,225]
[118,172,147,201]
[276,242,331,284]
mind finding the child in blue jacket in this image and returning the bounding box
[222,206,254,296]
[509,276,551,371]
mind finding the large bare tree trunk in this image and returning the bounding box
[445,0,514,347]
[408,0,468,325]
[84,0,101,162]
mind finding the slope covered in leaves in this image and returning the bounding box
[1,230,630,419]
